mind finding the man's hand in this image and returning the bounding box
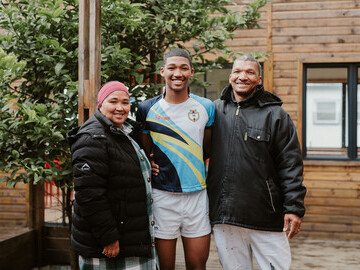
[102,240,120,258]
[283,213,302,239]
[149,153,159,176]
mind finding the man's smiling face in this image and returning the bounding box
[229,60,262,101]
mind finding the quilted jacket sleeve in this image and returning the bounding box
[71,133,120,247]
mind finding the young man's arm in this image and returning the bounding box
[141,133,159,176]
[136,100,160,176]
[203,127,212,159]
[140,133,153,156]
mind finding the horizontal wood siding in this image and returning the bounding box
[42,226,71,265]
[228,0,360,239]
[0,176,29,227]
[302,162,360,239]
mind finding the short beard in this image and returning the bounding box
[233,88,256,99]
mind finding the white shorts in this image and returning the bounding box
[213,224,291,270]
[152,188,211,239]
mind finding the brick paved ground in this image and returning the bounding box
[175,234,360,270]
[2,229,359,269]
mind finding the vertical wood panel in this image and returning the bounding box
[28,183,44,266]
[297,59,303,146]
[78,0,101,125]
[89,0,101,117]
[78,0,89,125]
[263,2,273,92]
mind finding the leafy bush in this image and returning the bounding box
[0,0,79,190]
[0,0,78,102]
[0,0,267,208]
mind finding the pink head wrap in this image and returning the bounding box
[97,81,129,108]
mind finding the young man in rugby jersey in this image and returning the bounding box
[136,48,214,270]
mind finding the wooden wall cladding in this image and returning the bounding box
[0,179,29,227]
[302,161,360,239]
[226,0,360,122]
[42,225,71,266]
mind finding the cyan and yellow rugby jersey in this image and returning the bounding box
[136,94,215,193]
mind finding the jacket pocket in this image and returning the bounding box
[246,127,270,142]
[243,127,270,162]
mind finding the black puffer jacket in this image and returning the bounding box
[67,110,152,258]
[207,85,306,232]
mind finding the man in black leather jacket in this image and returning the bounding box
[207,55,306,270]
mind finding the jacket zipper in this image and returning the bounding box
[266,180,276,213]
[226,103,240,175]
[236,105,248,141]
[235,104,240,116]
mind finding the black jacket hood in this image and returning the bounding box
[220,84,283,109]
[67,110,143,147]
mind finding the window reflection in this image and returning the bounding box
[191,68,232,101]
[306,67,348,157]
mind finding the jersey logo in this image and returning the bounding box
[188,109,199,122]
[155,114,170,121]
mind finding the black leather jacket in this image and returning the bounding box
[67,110,152,258]
[207,85,306,232]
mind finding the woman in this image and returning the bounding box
[67,81,158,269]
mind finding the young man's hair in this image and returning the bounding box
[163,48,192,68]
[234,55,262,75]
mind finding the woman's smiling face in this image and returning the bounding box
[100,91,130,129]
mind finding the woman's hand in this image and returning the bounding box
[102,240,120,258]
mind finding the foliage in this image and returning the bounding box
[0,48,26,91]
[0,0,79,102]
[101,0,268,107]
[0,83,78,189]
[0,0,267,192]
[0,0,79,190]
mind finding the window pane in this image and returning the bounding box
[205,68,232,101]
[191,68,232,101]
[192,63,262,101]
[306,67,348,157]
[191,73,206,97]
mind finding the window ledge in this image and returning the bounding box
[304,159,360,167]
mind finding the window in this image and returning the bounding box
[303,63,360,159]
[191,63,263,101]
[313,100,339,124]
[191,64,233,101]
[357,67,360,154]
[358,100,360,124]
